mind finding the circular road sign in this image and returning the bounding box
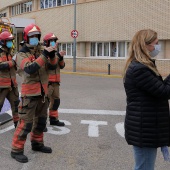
[71,30,78,38]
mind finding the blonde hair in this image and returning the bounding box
[123,29,160,76]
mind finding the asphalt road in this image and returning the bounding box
[0,74,169,170]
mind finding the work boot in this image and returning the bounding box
[50,118,65,126]
[14,121,18,129]
[11,151,28,163]
[43,127,48,132]
[32,145,52,153]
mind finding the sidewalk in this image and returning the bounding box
[61,71,122,78]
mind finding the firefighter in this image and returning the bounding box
[11,24,58,163]
[0,31,19,128]
[43,33,66,130]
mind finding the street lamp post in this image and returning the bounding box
[73,0,76,72]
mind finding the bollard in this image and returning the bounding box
[108,64,111,75]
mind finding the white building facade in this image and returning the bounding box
[1,0,170,75]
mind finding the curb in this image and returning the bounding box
[61,71,122,78]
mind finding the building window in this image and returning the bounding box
[104,42,109,56]
[67,0,72,4]
[59,43,73,56]
[156,40,165,59]
[11,1,32,16]
[97,43,102,56]
[91,43,96,56]
[21,4,24,13]
[11,6,15,15]
[40,0,44,9]
[0,12,7,18]
[23,3,26,12]
[63,0,66,5]
[49,0,53,7]
[110,42,117,57]
[45,0,48,8]
[53,0,57,7]
[118,42,125,57]
[15,6,18,15]
[67,43,72,55]
[62,44,66,52]
[57,0,61,6]
[90,42,128,58]
[40,0,74,9]
[18,4,20,13]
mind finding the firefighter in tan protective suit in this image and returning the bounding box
[0,31,19,128]
[43,33,65,130]
[11,24,58,163]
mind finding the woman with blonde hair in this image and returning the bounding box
[123,29,170,170]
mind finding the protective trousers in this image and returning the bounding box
[48,83,60,120]
[11,96,49,153]
[0,87,19,123]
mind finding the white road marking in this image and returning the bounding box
[6,109,125,116]
[58,109,125,115]
[57,120,71,126]
[47,120,71,135]
[115,122,125,138]
[0,125,14,134]
[1,97,125,169]
[81,120,108,137]
[1,109,125,138]
[47,126,70,135]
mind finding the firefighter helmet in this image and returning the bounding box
[0,31,14,46]
[43,33,58,47]
[23,23,41,43]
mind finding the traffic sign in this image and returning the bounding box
[71,30,78,38]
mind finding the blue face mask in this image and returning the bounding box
[149,44,161,57]
[29,37,39,46]
[50,41,56,47]
[6,41,13,48]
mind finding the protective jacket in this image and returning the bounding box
[48,53,65,83]
[0,46,17,88]
[124,60,170,148]
[16,44,58,97]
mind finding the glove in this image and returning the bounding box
[48,50,56,59]
[57,52,63,61]
[43,49,55,59]
[43,49,50,58]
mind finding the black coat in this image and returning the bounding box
[124,60,170,148]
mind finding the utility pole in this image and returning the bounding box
[73,0,77,72]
